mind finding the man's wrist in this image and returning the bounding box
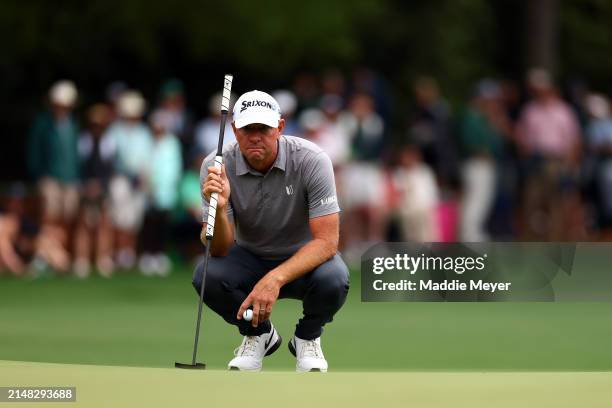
[268,269,288,288]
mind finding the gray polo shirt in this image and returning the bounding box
[200,135,340,260]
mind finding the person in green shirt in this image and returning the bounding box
[457,80,512,241]
[27,80,80,246]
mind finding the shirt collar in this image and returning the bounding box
[236,136,287,176]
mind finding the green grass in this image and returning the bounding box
[1,268,611,371]
[1,360,612,408]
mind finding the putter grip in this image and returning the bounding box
[221,75,233,112]
[205,155,224,239]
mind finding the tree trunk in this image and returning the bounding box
[525,0,559,74]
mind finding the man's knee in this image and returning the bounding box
[310,255,350,300]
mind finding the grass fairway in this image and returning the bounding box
[1,268,612,406]
[1,360,611,408]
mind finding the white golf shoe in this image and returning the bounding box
[289,336,328,372]
[228,324,282,371]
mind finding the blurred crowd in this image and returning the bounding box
[2,66,612,278]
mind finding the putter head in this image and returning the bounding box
[175,362,206,369]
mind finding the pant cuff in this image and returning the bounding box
[239,320,271,337]
[294,324,323,341]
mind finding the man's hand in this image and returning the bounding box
[237,273,282,327]
[203,164,230,209]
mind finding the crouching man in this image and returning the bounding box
[193,90,349,372]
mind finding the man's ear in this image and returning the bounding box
[277,118,286,134]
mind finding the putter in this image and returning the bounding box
[175,74,233,370]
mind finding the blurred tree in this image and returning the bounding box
[560,0,612,90]
[2,0,612,180]
[352,0,498,103]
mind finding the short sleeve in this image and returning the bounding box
[199,154,234,223]
[304,152,340,218]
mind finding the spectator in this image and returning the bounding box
[272,90,300,136]
[1,184,69,276]
[138,110,182,276]
[321,69,347,99]
[27,80,80,237]
[457,79,510,241]
[292,72,320,113]
[73,104,116,278]
[584,93,612,238]
[156,79,194,158]
[407,76,458,186]
[107,90,152,269]
[298,108,325,140]
[105,81,128,122]
[194,92,236,156]
[351,67,392,125]
[301,95,351,167]
[515,68,584,240]
[391,146,439,242]
[342,92,385,161]
[175,152,207,262]
[491,79,523,238]
[338,92,387,258]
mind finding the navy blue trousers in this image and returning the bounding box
[192,245,350,340]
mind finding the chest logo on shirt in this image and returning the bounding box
[285,185,294,195]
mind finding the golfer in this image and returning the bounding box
[193,90,349,372]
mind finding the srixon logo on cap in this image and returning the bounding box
[240,100,275,113]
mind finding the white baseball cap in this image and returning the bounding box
[232,90,281,129]
[117,90,146,118]
[49,80,78,107]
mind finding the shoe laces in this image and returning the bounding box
[234,336,260,357]
[300,339,323,359]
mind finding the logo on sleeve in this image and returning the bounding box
[286,185,294,195]
[320,196,337,206]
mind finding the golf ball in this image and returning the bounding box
[243,309,253,321]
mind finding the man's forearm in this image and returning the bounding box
[201,207,234,256]
[267,238,337,287]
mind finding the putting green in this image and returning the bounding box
[1,360,611,408]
